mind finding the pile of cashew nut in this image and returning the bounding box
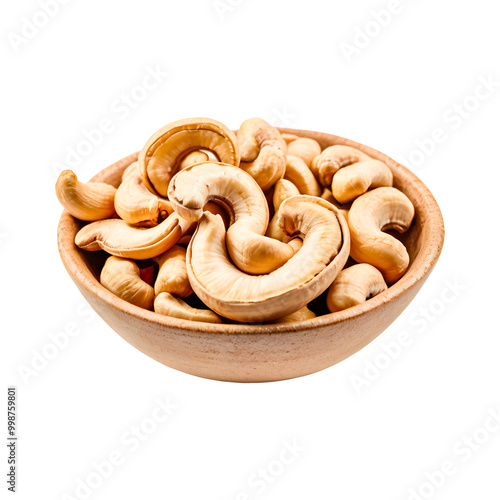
[56,117,415,324]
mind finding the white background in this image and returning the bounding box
[1,0,499,499]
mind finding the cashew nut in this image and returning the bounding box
[75,212,191,260]
[185,195,350,322]
[168,162,295,275]
[326,263,387,312]
[153,245,193,297]
[284,155,321,196]
[273,306,316,323]
[237,118,287,191]
[286,137,321,167]
[100,256,155,310]
[114,162,173,226]
[178,150,210,170]
[348,187,415,284]
[320,188,350,220]
[311,145,371,185]
[154,293,222,323]
[281,132,300,144]
[139,117,240,197]
[331,160,393,204]
[55,170,116,221]
[266,178,300,241]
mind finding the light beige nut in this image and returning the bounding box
[237,117,287,191]
[55,170,116,221]
[154,292,222,323]
[178,151,210,170]
[311,145,372,186]
[139,117,240,197]
[281,132,300,145]
[320,188,350,220]
[153,245,193,297]
[185,195,350,322]
[286,138,321,167]
[326,263,387,312]
[331,160,393,204]
[273,306,316,323]
[114,162,173,226]
[100,256,155,310]
[348,187,415,284]
[284,155,321,196]
[168,162,295,275]
[75,212,192,260]
[266,179,300,241]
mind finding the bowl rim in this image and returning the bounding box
[57,127,445,335]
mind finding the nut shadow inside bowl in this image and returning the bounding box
[57,130,444,383]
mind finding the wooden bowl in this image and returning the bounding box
[57,128,444,383]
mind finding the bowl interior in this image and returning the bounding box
[58,128,444,333]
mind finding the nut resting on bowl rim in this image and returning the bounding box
[57,127,444,383]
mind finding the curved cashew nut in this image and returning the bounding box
[100,256,155,310]
[75,212,191,260]
[332,160,393,204]
[55,170,116,221]
[311,145,371,186]
[139,118,240,197]
[237,118,287,191]
[178,150,210,171]
[185,195,350,322]
[273,306,316,323]
[287,137,321,167]
[320,188,350,220]
[281,132,300,145]
[153,245,193,297]
[154,293,222,323]
[284,155,321,196]
[266,179,300,241]
[168,162,295,275]
[114,162,173,226]
[348,187,415,284]
[326,263,387,312]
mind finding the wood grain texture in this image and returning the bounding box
[57,129,445,382]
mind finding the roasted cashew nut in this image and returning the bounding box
[115,162,173,226]
[237,117,287,191]
[139,118,240,197]
[75,212,191,260]
[331,160,393,204]
[154,293,222,323]
[152,245,222,323]
[153,245,193,297]
[286,137,321,167]
[326,263,387,312]
[348,187,415,284]
[284,155,321,196]
[185,195,350,322]
[56,170,116,221]
[168,162,295,275]
[266,179,300,241]
[311,145,371,186]
[273,306,316,323]
[100,256,155,310]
